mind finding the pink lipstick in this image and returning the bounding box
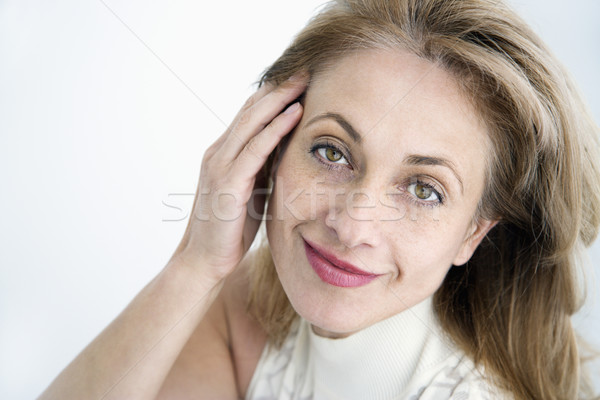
[303,239,381,287]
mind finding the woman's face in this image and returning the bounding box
[266,49,495,337]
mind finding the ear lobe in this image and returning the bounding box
[452,219,498,266]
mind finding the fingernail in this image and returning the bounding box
[284,102,300,114]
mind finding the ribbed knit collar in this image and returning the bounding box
[306,296,454,399]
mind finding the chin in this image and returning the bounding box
[291,298,363,335]
[278,275,382,336]
[267,224,396,336]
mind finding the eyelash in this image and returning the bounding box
[309,141,353,170]
[404,179,445,207]
[309,141,445,207]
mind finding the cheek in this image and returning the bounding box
[386,211,473,273]
[265,165,311,250]
[268,152,326,222]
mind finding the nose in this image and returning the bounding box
[324,188,384,249]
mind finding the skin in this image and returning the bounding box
[39,68,307,399]
[267,49,496,337]
[40,48,497,399]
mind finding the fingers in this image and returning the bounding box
[202,85,272,160]
[220,72,308,162]
[234,81,276,123]
[203,81,276,161]
[181,73,307,274]
[231,101,303,185]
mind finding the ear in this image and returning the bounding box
[452,218,498,266]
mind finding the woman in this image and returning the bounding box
[40,0,599,399]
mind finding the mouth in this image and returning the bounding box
[303,238,381,288]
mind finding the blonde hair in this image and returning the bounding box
[247,0,600,398]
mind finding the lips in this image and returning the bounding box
[303,239,381,287]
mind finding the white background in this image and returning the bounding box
[0,1,598,398]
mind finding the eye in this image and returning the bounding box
[407,181,442,203]
[314,145,349,165]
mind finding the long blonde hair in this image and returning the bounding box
[247,0,600,398]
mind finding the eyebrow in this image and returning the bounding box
[305,112,362,144]
[305,112,464,193]
[405,155,464,194]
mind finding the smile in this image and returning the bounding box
[303,239,381,288]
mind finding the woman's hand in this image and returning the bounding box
[171,73,307,282]
[38,76,307,400]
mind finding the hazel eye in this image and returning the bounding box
[407,182,440,202]
[316,146,349,165]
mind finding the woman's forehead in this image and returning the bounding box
[300,49,491,173]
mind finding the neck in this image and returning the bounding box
[306,296,454,398]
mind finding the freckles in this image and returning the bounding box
[387,218,459,265]
[270,170,321,224]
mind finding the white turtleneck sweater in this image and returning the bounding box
[246,296,507,399]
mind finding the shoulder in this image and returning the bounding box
[156,251,268,399]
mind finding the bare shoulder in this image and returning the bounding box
[156,252,267,399]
